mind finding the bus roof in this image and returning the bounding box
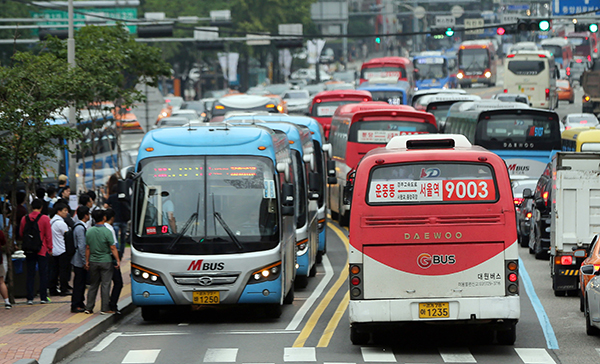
[561,126,597,140]
[217,94,273,108]
[362,57,411,66]
[541,37,570,46]
[226,120,313,156]
[312,89,372,101]
[335,102,414,116]
[224,114,325,145]
[137,124,289,164]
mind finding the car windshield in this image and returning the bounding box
[132,156,279,255]
[477,113,561,151]
[512,180,538,196]
[265,84,290,95]
[333,71,355,82]
[568,37,589,46]
[566,116,599,126]
[556,80,570,88]
[159,118,189,127]
[569,62,586,69]
[496,95,528,104]
[541,45,562,58]
[181,102,205,112]
[427,104,452,124]
[165,97,183,108]
[171,112,198,121]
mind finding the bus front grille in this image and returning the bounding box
[172,272,240,286]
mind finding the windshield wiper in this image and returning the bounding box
[167,212,198,250]
[213,212,244,251]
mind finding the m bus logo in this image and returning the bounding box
[417,253,456,269]
[188,260,225,271]
[507,164,530,173]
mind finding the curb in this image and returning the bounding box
[35,297,136,364]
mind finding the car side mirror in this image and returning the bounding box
[523,188,533,199]
[308,172,321,201]
[535,197,546,211]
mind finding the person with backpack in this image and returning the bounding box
[19,199,52,305]
[49,203,72,296]
[71,206,89,313]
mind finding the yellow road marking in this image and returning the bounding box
[317,291,349,347]
[292,223,349,347]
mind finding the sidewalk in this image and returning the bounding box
[0,249,134,364]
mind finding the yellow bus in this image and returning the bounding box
[561,127,600,151]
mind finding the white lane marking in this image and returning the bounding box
[596,348,600,358]
[120,332,188,337]
[284,347,317,362]
[216,330,300,334]
[122,349,161,364]
[360,347,397,362]
[514,348,556,364]
[203,348,238,363]
[438,347,476,363]
[178,323,189,326]
[91,332,121,352]
[286,254,334,330]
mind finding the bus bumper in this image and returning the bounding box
[132,280,175,306]
[318,228,326,253]
[349,296,520,323]
[238,276,282,304]
[296,251,310,277]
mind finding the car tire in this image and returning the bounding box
[330,209,339,221]
[496,325,516,345]
[580,291,585,312]
[316,251,323,264]
[309,263,317,277]
[569,98,574,104]
[534,242,547,260]
[519,234,529,248]
[350,326,370,345]
[586,299,600,336]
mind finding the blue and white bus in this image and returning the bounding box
[227,119,319,288]
[225,114,331,264]
[357,81,411,105]
[444,100,562,179]
[130,125,297,320]
[412,53,456,90]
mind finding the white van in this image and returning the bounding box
[504,50,559,110]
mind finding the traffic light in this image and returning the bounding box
[39,29,68,40]
[445,28,454,37]
[196,41,225,51]
[516,18,551,32]
[137,25,173,38]
[375,37,381,44]
[589,23,599,33]
[497,27,506,36]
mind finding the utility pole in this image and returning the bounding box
[67,0,78,193]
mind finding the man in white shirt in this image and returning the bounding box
[49,203,71,296]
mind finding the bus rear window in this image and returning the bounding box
[312,100,358,117]
[507,60,545,75]
[541,45,562,58]
[368,162,497,205]
[369,91,404,105]
[350,120,437,144]
[477,114,560,150]
[361,66,407,80]
[568,37,589,46]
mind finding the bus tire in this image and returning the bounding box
[141,306,160,322]
[339,210,350,227]
[330,209,339,221]
[309,263,317,277]
[295,275,309,289]
[316,251,323,264]
[284,287,295,304]
[496,325,516,345]
[350,326,370,345]
[265,304,282,319]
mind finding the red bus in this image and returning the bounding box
[328,103,437,226]
[310,90,372,139]
[457,40,498,87]
[359,57,414,86]
[566,32,597,62]
[347,134,519,345]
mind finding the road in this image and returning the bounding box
[61,72,599,364]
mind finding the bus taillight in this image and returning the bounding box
[506,260,519,295]
[545,88,550,100]
[349,264,363,299]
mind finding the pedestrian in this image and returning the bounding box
[71,206,89,313]
[86,190,99,214]
[74,194,94,229]
[106,175,129,258]
[47,186,58,209]
[0,230,10,309]
[36,187,49,215]
[85,209,120,315]
[104,208,123,314]
[49,203,72,296]
[15,191,27,241]
[19,199,52,305]
[58,174,68,189]
[54,186,74,227]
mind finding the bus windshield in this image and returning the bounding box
[476,114,561,151]
[369,91,404,105]
[133,156,279,255]
[414,58,448,79]
[350,120,437,144]
[360,66,407,81]
[312,100,360,117]
[459,48,490,71]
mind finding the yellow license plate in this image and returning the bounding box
[471,78,477,82]
[419,302,449,318]
[193,291,220,304]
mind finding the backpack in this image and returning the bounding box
[65,222,85,257]
[22,214,43,255]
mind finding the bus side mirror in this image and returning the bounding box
[327,160,337,185]
[523,188,533,199]
[281,183,295,216]
[308,172,321,200]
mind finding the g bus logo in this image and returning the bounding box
[417,253,456,269]
[420,168,441,178]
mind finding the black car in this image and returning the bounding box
[523,163,553,259]
[512,178,538,247]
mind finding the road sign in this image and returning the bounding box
[435,16,456,27]
[552,0,600,15]
[194,27,219,41]
[464,18,484,35]
[246,34,271,46]
[414,6,426,20]
[501,14,519,24]
[31,7,138,33]
[279,23,303,36]
[507,4,529,11]
[451,5,464,18]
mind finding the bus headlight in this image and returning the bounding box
[484,71,492,78]
[131,264,164,286]
[248,261,281,284]
[457,72,464,79]
[296,239,308,256]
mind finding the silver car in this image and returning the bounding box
[584,263,600,335]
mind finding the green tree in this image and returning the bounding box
[0,51,85,301]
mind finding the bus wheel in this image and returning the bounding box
[316,251,323,264]
[141,306,160,322]
[496,325,516,345]
[265,304,282,319]
[330,210,339,221]
[350,326,370,345]
[339,210,350,227]
[284,285,295,304]
[309,263,317,277]
[295,275,309,289]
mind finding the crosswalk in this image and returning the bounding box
[113,346,558,364]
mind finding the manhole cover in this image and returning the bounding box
[17,328,60,334]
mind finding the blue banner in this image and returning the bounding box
[552,0,600,16]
